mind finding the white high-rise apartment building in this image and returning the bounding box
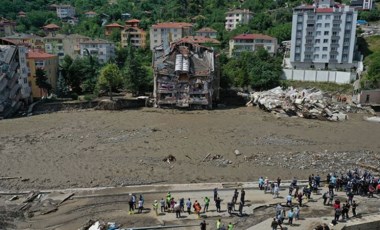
[150,22,193,50]
[225,9,253,31]
[56,5,75,19]
[290,0,358,70]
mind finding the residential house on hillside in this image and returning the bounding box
[27,50,58,98]
[150,22,193,50]
[121,19,147,49]
[17,11,27,18]
[79,39,115,63]
[290,0,358,70]
[0,39,31,118]
[225,9,253,31]
[84,11,98,18]
[44,33,65,62]
[5,34,44,50]
[229,33,278,57]
[0,18,16,37]
[105,23,123,36]
[153,40,219,109]
[42,24,61,34]
[178,36,220,48]
[55,5,76,19]
[350,0,373,10]
[196,27,218,39]
[63,34,91,59]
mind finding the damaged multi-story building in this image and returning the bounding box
[153,39,219,109]
[0,39,31,118]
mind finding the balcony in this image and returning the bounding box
[329,59,338,63]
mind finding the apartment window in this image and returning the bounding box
[326,15,331,20]
[154,29,157,31]
[236,19,239,21]
[330,55,336,59]
[346,22,352,27]
[314,54,319,59]
[333,24,340,27]
[324,23,330,28]
[344,38,349,43]
[316,31,321,36]
[154,40,157,43]
[323,39,328,43]
[342,54,348,60]
[332,39,337,44]
[347,15,352,21]
[324,31,329,35]
[308,15,314,19]
[317,15,322,20]
[296,39,301,45]
[296,47,301,53]
[331,47,337,51]
[317,23,322,28]
[266,46,271,50]
[307,31,312,35]
[334,15,341,20]
[314,47,320,52]
[236,14,239,16]
[343,46,349,51]
[297,16,303,22]
[322,54,327,59]
[323,47,328,51]
[314,39,320,44]
[298,32,303,37]
[173,28,177,32]
[306,47,312,51]
[305,54,311,59]
[295,54,301,60]
[332,31,337,36]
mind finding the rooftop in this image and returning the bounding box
[79,39,113,44]
[84,11,97,15]
[126,19,140,23]
[233,33,276,41]
[27,50,57,59]
[196,27,217,33]
[225,9,253,14]
[42,24,60,30]
[105,23,123,28]
[177,36,220,44]
[152,22,193,29]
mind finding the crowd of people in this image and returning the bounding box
[124,168,377,229]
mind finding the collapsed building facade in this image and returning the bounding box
[0,39,31,118]
[153,41,219,109]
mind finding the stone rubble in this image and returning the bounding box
[239,87,376,121]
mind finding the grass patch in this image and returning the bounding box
[281,80,353,94]
[362,35,380,65]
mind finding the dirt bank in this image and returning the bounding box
[0,107,379,191]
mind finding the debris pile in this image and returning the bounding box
[239,87,374,121]
[202,153,233,167]
[16,191,74,218]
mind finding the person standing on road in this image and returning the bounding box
[200,220,207,230]
[228,222,233,230]
[216,219,222,230]
[271,217,278,230]
[204,196,210,213]
[240,188,246,205]
[216,197,222,212]
[153,200,158,216]
[214,188,218,202]
[174,202,181,218]
[138,199,143,213]
[352,201,358,216]
[128,196,134,215]
[186,198,192,215]
[160,198,165,212]
[288,208,294,226]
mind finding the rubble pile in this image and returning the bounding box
[239,87,374,121]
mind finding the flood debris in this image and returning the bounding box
[239,86,375,121]
[163,154,176,163]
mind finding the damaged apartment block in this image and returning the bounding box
[153,40,219,109]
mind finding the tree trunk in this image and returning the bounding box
[109,83,113,101]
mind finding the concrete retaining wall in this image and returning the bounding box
[282,69,355,84]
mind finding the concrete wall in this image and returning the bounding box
[282,69,355,84]
[359,89,380,104]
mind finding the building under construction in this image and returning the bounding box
[153,40,219,109]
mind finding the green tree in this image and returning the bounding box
[123,47,149,95]
[56,73,69,97]
[97,63,123,100]
[35,68,52,96]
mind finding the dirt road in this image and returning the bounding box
[0,107,379,191]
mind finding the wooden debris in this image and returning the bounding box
[23,191,40,203]
[202,153,211,162]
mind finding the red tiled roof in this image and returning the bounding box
[316,8,334,13]
[126,19,140,23]
[233,34,275,40]
[85,11,97,15]
[27,50,57,59]
[178,36,220,44]
[196,27,217,33]
[43,24,60,29]
[105,23,123,28]
[152,22,193,29]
